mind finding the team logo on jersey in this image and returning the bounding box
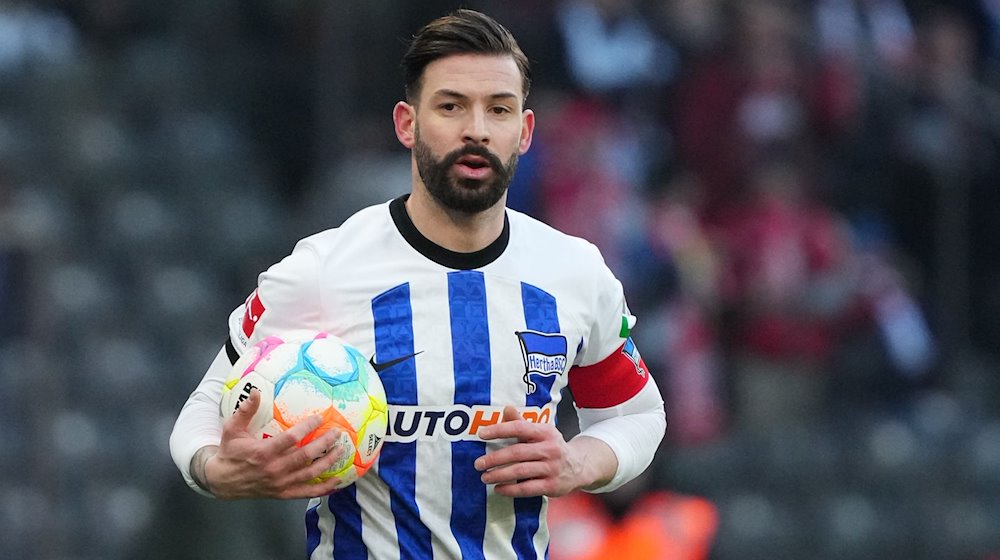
[516,330,568,395]
[241,289,266,338]
[622,337,646,378]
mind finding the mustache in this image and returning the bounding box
[441,144,507,174]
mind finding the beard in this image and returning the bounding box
[414,129,519,214]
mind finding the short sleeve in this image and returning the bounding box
[227,239,325,356]
[574,247,635,368]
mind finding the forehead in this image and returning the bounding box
[419,53,523,102]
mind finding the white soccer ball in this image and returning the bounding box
[220,332,388,489]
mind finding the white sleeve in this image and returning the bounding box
[168,347,233,497]
[573,375,666,494]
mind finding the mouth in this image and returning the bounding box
[456,154,490,168]
[453,155,494,180]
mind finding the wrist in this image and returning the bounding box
[190,446,219,496]
[569,435,617,491]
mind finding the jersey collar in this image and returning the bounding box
[390,195,509,270]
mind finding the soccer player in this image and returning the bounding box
[170,9,666,559]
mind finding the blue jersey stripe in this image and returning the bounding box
[521,284,560,338]
[373,283,419,408]
[305,501,320,557]
[372,283,432,560]
[448,271,490,559]
[514,283,560,560]
[327,486,365,559]
[448,272,492,407]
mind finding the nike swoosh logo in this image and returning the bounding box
[369,351,422,373]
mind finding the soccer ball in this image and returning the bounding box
[220,332,388,489]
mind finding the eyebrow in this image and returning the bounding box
[432,89,519,102]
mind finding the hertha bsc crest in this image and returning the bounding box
[516,330,568,396]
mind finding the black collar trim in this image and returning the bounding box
[389,195,509,270]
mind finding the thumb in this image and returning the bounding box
[501,405,522,423]
[228,387,261,432]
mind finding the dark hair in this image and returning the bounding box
[402,9,531,103]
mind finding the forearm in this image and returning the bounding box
[169,347,230,497]
[574,379,666,493]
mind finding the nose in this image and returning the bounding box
[462,108,490,146]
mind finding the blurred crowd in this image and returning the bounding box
[2,0,1000,558]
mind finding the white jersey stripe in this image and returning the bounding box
[413,278,460,559]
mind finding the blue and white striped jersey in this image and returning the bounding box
[220,196,652,560]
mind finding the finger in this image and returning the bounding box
[475,441,545,471]
[265,414,324,454]
[501,405,522,423]
[480,460,543,485]
[280,473,348,500]
[273,425,343,474]
[478,418,538,442]
[225,388,261,434]
[298,427,344,465]
[281,438,349,496]
[479,406,525,440]
[493,478,553,498]
[302,440,350,480]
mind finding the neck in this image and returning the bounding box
[405,186,507,253]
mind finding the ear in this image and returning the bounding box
[393,101,416,149]
[518,109,535,155]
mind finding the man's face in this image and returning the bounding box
[404,54,534,214]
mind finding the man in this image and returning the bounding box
[170,9,666,559]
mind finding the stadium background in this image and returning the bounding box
[2,0,1000,558]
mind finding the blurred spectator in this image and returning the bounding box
[553,0,678,154]
[715,151,937,425]
[894,5,1000,355]
[813,0,916,76]
[672,0,818,222]
[653,0,727,59]
[719,156,853,359]
[646,172,722,308]
[854,233,936,379]
[535,97,647,283]
[555,0,677,94]
[811,0,916,140]
[716,155,857,431]
[640,172,726,445]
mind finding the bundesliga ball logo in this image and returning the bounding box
[220,332,389,489]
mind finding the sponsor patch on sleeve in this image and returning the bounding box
[241,289,266,338]
[619,313,637,338]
